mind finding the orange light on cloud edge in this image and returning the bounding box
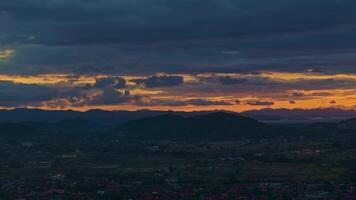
[1,71,356,112]
[34,98,356,112]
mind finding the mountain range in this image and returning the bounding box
[0,108,355,125]
[0,110,355,140]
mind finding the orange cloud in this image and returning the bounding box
[260,71,356,82]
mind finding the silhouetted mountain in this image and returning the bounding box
[1,108,356,140]
[0,108,354,125]
[116,112,282,140]
[0,109,196,125]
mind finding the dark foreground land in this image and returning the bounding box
[1,135,356,199]
[1,112,356,199]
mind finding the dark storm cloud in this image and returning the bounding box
[133,75,184,88]
[1,0,356,74]
[2,0,356,46]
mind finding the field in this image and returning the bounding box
[0,133,356,199]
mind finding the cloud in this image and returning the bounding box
[291,91,304,97]
[289,100,296,104]
[246,100,274,106]
[330,100,337,104]
[218,76,248,85]
[133,75,184,88]
[0,81,58,107]
[1,0,356,110]
[3,0,356,48]
[310,92,332,96]
[186,99,232,106]
[141,98,232,107]
[74,65,118,75]
[287,90,333,100]
[85,88,141,106]
[235,99,241,105]
[94,77,126,89]
[1,0,356,75]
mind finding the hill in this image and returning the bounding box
[116,112,282,141]
[242,108,356,121]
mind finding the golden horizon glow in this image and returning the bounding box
[1,71,356,112]
[260,71,356,81]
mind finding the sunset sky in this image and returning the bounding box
[1,0,356,112]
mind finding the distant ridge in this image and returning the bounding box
[2,111,356,139]
[0,108,354,125]
[241,108,356,120]
[0,108,168,125]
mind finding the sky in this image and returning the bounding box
[1,0,356,112]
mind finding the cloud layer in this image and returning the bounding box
[1,0,356,75]
[0,1,355,111]
[0,71,354,111]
